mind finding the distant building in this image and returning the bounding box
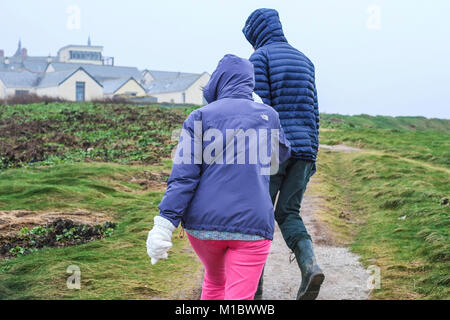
[0,39,209,104]
[142,70,209,105]
[0,67,104,101]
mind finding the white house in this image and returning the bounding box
[0,70,37,99]
[0,67,104,101]
[142,70,210,105]
[0,40,210,104]
[36,68,104,101]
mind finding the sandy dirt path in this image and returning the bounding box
[263,186,370,300]
[262,146,371,300]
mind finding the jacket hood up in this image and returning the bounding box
[203,54,255,104]
[243,8,287,50]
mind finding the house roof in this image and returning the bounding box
[48,62,142,81]
[1,50,208,96]
[143,69,201,81]
[0,55,55,73]
[101,77,144,94]
[23,60,50,73]
[0,67,103,89]
[0,63,22,72]
[145,73,205,94]
[38,67,103,88]
[37,69,74,88]
[0,70,40,88]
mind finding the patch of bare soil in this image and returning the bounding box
[0,105,186,168]
[0,218,116,259]
[0,209,111,236]
[130,170,170,192]
[262,177,370,300]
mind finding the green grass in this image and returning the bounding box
[0,102,186,169]
[1,104,449,300]
[321,128,450,167]
[320,114,450,132]
[315,115,450,299]
[320,115,450,168]
[0,162,202,299]
[0,102,196,299]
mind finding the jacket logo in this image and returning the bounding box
[261,114,269,121]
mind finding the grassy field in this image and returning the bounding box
[0,102,187,169]
[320,114,450,167]
[315,115,450,299]
[0,161,202,299]
[0,103,448,299]
[0,103,202,299]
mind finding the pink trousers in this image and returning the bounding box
[187,234,271,300]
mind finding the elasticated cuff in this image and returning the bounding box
[154,215,177,232]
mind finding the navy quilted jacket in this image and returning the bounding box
[243,8,319,162]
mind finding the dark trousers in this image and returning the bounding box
[270,158,315,251]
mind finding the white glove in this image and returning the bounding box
[146,216,177,265]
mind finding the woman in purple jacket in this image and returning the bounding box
[146,54,290,300]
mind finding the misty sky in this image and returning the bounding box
[1,0,449,118]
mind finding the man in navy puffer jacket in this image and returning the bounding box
[243,8,324,300]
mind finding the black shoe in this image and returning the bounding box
[294,239,325,300]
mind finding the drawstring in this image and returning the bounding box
[179,227,185,239]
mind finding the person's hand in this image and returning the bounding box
[146,216,176,265]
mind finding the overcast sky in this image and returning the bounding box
[1,0,449,118]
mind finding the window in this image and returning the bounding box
[69,50,101,61]
[76,82,85,102]
[15,90,29,97]
[182,92,186,104]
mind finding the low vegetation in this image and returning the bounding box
[0,162,202,299]
[1,219,116,259]
[0,102,185,169]
[0,103,201,299]
[316,115,449,299]
[0,103,448,299]
[320,114,450,167]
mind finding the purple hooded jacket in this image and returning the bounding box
[158,55,290,240]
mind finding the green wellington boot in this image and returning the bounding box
[254,268,264,300]
[294,239,325,300]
